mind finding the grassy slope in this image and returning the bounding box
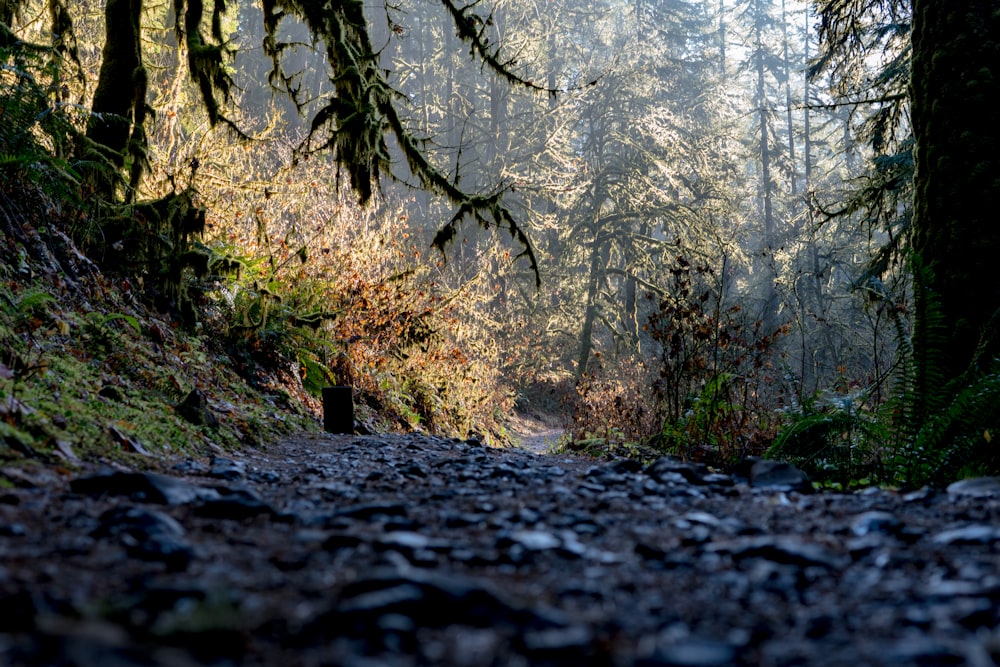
[0,202,325,476]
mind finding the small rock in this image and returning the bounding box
[749,460,812,493]
[708,536,845,569]
[175,389,219,428]
[170,460,209,475]
[500,529,562,551]
[53,440,80,463]
[931,524,1000,545]
[108,424,152,456]
[519,625,593,659]
[851,511,902,537]
[645,457,712,486]
[1,522,27,536]
[192,487,275,520]
[902,486,935,503]
[93,506,194,570]
[247,470,280,484]
[71,471,220,505]
[639,638,739,667]
[306,568,560,638]
[375,531,435,554]
[946,477,1000,498]
[333,502,408,521]
[882,637,965,665]
[208,457,246,481]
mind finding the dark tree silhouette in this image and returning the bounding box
[910,0,1000,417]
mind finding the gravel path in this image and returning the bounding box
[508,411,566,455]
[3,431,1000,666]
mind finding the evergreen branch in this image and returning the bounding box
[436,0,557,96]
[796,93,907,110]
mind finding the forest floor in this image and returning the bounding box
[4,425,1000,667]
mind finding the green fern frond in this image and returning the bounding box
[770,397,887,483]
[901,368,1000,486]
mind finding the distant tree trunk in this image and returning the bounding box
[802,5,811,196]
[577,220,608,378]
[717,0,726,77]
[910,0,1000,416]
[753,1,778,333]
[86,0,146,196]
[487,6,508,172]
[780,0,796,197]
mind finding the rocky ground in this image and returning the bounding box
[3,430,1000,667]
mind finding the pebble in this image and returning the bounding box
[639,638,739,667]
[851,511,902,537]
[931,524,1000,545]
[946,476,1000,498]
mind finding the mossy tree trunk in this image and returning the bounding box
[910,0,1000,419]
[86,0,146,195]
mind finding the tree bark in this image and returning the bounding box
[910,0,1000,413]
[87,0,144,164]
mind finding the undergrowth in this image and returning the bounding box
[565,252,783,467]
[0,29,519,470]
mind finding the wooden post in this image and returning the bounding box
[322,386,354,434]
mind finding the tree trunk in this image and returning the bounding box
[88,0,144,161]
[577,225,608,378]
[780,0,796,197]
[910,0,1000,415]
[753,2,778,334]
[86,0,146,198]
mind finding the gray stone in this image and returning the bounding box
[851,511,902,537]
[70,471,220,505]
[946,476,1000,498]
[645,457,712,485]
[93,506,194,570]
[707,536,845,569]
[931,524,1000,545]
[208,457,246,481]
[749,460,812,493]
[639,638,739,667]
[501,529,562,551]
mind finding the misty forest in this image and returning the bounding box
[6,2,1000,664]
[1,0,999,490]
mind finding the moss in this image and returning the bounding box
[0,270,320,470]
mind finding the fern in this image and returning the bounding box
[884,255,1000,486]
[770,392,887,484]
[897,368,1000,486]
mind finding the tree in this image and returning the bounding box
[910,0,1000,417]
[1,0,545,283]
